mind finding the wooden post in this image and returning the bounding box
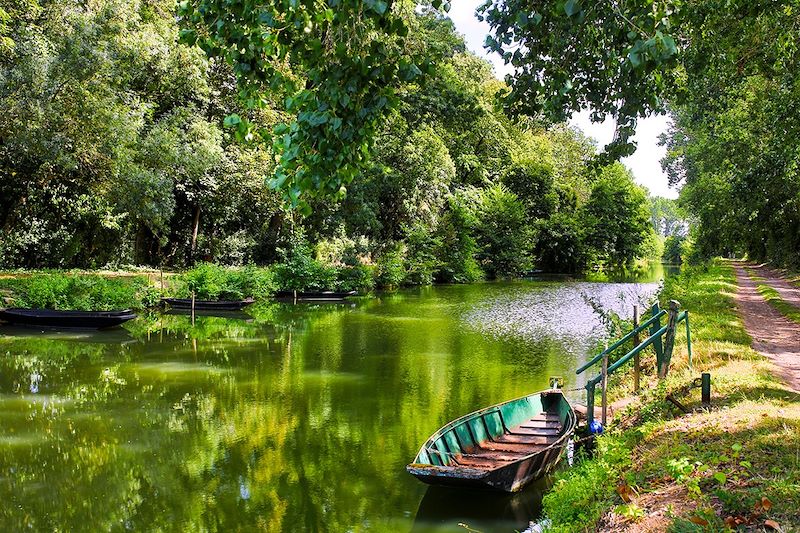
[586,382,595,426]
[601,354,609,426]
[191,290,196,326]
[633,305,641,393]
[685,312,694,370]
[701,373,711,406]
[650,302,664,371]
[659,300,681,379]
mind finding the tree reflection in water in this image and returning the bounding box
[0,277,663,531]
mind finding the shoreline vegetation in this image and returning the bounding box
[542,260,800,531]
[0,261,668,312]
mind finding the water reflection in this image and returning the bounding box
[412,480,550,533]
[0,269,669,531]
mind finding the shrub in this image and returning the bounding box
[273,240,337,291]
[375,244,406,289]
[335,265,376,292]
[0,273,159,310]
[178,263,275,300]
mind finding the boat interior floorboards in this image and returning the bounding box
[451,412,562,467]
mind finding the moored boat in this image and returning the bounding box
[160,297,254,311]
[274,290,357,301]
[0,308,137,329]
[406,389,576,492]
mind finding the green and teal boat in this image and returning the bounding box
[406,390,576,492]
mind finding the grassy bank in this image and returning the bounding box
[755,284,800,325]
[543,261,800,531]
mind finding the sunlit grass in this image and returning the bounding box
[756,283,800,324]
[542,261,800,531]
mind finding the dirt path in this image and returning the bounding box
[731,261,800,391]
[745,263,800,309]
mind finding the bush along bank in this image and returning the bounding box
[0,272,161,311]
[542,261,799,531]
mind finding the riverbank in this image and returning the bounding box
[0,262,671,312]
[542,260,800,531]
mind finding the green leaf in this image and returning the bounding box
[713,472,727,485]
[223,114,242,128]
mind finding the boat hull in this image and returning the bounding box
[274,290,357,301]
[407,390,575,493]
[0,308,137,329]
[160,298,254,311]
[407,441,566,492]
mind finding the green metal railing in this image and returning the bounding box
[576,300,693,425]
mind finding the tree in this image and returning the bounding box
[179,0,433,210]
[479,0,679,159]
[648,197,687,237]
[582,164,653,268]
[533,212,586,273]
[469,184,532,278]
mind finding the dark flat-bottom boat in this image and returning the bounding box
[407,389,576,493]
[160,297,254,311]
[0,308,137,329]
[274,290,357,301]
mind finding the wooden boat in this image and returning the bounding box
[160,297,254,311]
[406,389,576,492]
[274,290,357,301]
[0,308,137,329]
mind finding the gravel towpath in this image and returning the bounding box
[731,261,800,392]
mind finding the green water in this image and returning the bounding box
[0,269,667,532]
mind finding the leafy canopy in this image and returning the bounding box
[478,0,679,160]
[179,0,444,212]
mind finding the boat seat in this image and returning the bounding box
[453,412,562,466]
[495,434,553,445]
[477,441,548,454]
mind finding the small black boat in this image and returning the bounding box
[160,297,254,311]
[0,308,137,329]
[274,290,357,301]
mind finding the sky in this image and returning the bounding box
[447,3,679,199]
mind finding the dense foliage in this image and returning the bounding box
[0,2,662,282]
[177,263,275,300]
[478,0,797,267]
[0,273,159,310]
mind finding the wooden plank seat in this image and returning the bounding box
[447,412,562,467]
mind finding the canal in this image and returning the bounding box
[0,266,670,531]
